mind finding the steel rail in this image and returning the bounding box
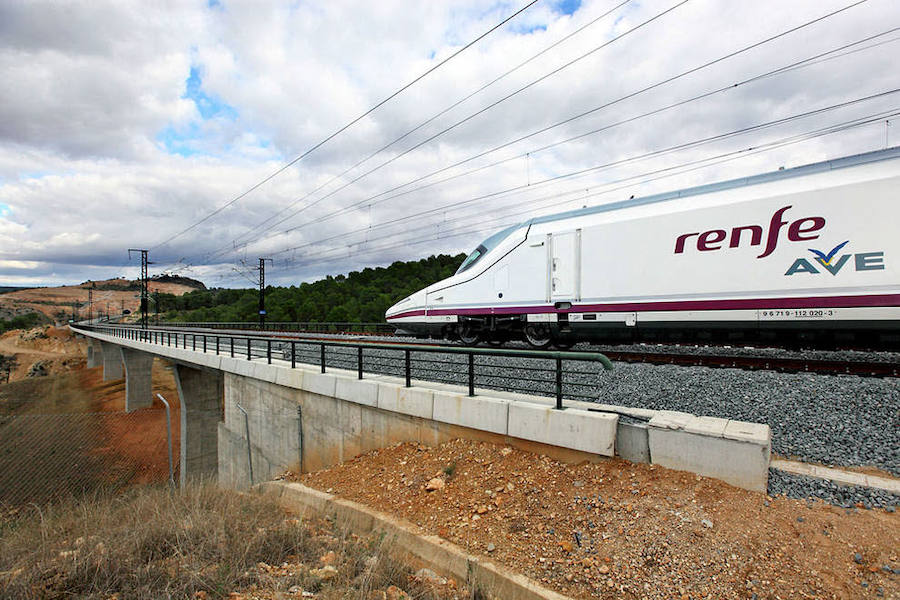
[599,349,900,378]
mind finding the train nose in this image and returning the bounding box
[385,289,425,320]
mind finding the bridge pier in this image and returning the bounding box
[174,364,223,486]
[86,339,102,368]
[120,348,154,412]
[100,341,123,381]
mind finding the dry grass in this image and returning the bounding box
[0,484,464,600]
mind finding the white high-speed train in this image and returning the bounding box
[385,147,900,349]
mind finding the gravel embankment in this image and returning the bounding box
[592,362,900,477]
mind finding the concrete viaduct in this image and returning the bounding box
[80,327,771,492]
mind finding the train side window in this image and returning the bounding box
[457,245,486,273]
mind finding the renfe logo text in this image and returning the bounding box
[674,205,824,258]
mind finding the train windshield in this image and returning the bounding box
[456,224,519,274]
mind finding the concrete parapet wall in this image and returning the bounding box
[615,422,650,464]
[508,401,617,457]
[73,328,773,493]
[433,391,509,436]
[647,411,771,492]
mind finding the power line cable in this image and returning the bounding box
[210,105,898,285]
[273,28,899,247]
[213,0,872,260]
[267,95,900,263]
[150,0,544,252]
[225,0,634,249]
[204,0,693,259]
[269,111,899,275]
[243,53,894,262]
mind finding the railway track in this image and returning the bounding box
[597,349,900,378]
[147,323,900,377]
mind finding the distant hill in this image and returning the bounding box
[151,274,206,290]
[0,287,32,295]
[161,253,465,323]
[0,277,207,324]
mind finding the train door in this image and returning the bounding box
[549,230,581,301]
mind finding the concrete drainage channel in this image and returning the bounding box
[257,481,572,600]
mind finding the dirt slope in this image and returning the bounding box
[0,277,201,322]
[298,439,899,600]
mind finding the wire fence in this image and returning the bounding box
[0,408,177,512]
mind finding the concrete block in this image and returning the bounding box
[432,391,509,435]
[616,421,650,463]
[649,410,694,430]
[723,420,771,444]
[648,415,770,493]
[378,384,433,419]
[335,376,379,407]
[508,402,617,457]
[274,366,304,389]
[231,359,255,377]
[165,348,195,365]
[684,416,729,437]
[250,362,279,384]
[218,357,242,375]
[198,354,223,370]
[302,371,337,398]
[153,345,179,362]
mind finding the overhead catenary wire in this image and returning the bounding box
[207,0,873,263]
[201,0,693,262]
[264,29,900,255]
[149,0,544,253]
[266,99,900,266]
[241,77,900,263]
[222,0,634,250]
[264,110,900,276]
[195,104,898,286]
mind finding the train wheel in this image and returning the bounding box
[458,325,481,345]
[523,324,552,349]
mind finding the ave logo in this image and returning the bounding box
[784,240,885,276]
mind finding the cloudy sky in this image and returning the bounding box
[0,0,897,288]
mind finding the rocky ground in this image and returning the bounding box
[297,439,900,600]
[0,326,86,383]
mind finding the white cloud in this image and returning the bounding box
[0,0,897,287]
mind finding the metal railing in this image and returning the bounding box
[154,321,396,334]
[72,324,613,408]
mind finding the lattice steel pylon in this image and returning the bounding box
[257,258,273,328]
[128,249,150,329]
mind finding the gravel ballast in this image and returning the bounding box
[768,469,900,508]
[592,362,900,477]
